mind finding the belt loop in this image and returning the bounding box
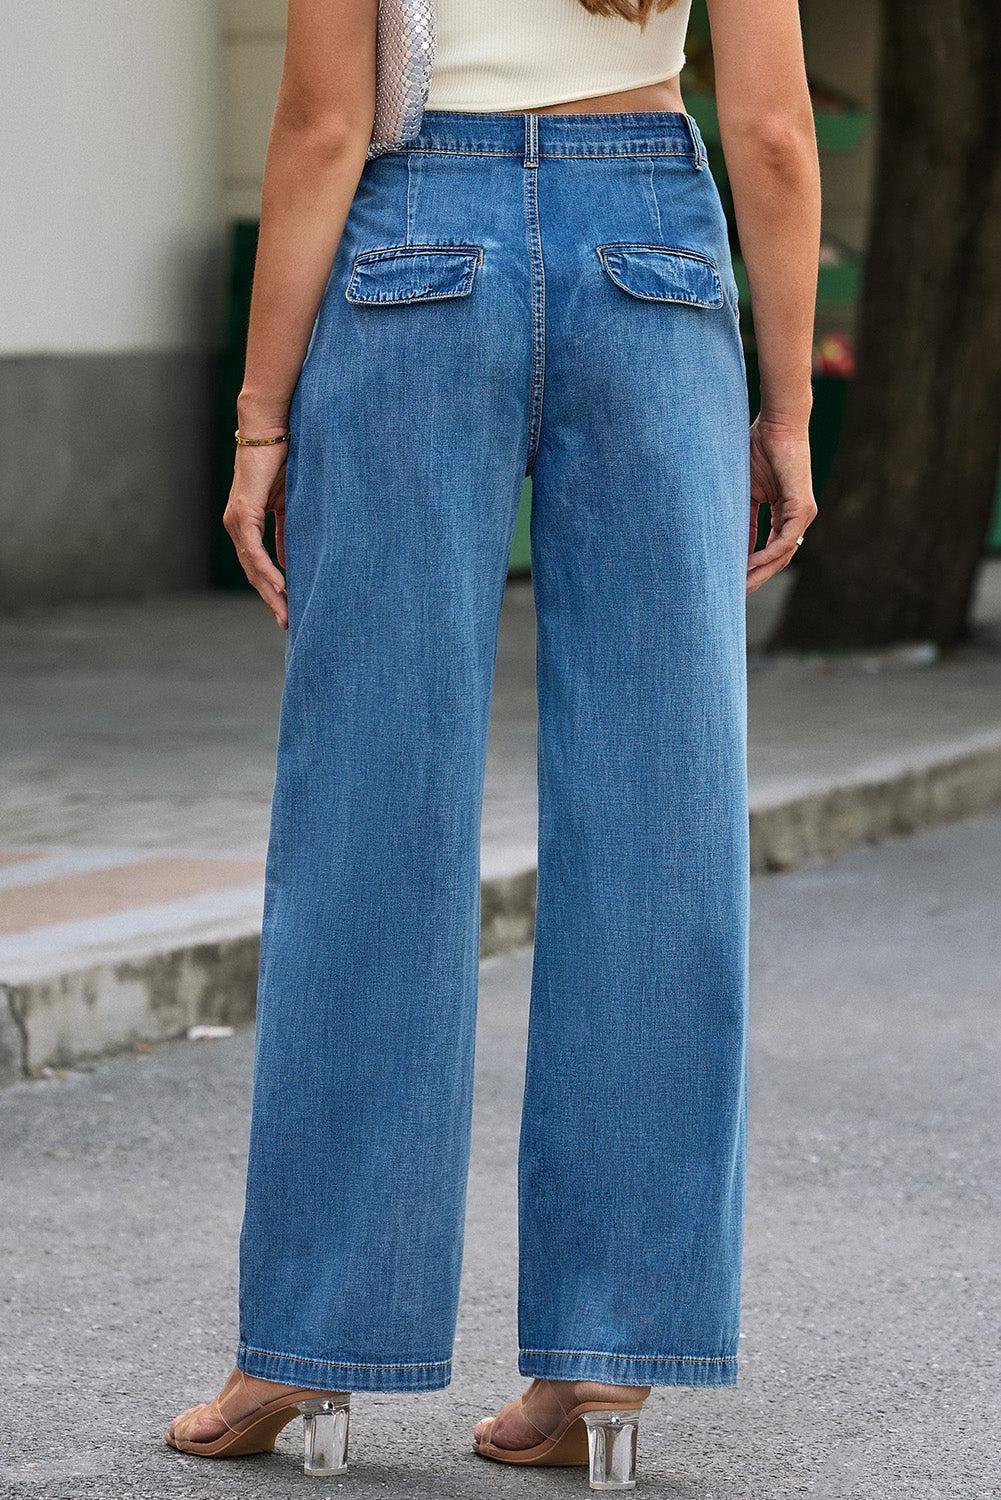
[683,113,704,170]
[524,111,539,168]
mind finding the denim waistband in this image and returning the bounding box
[409,109,707,164]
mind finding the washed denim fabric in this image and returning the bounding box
[238,110,750,1395]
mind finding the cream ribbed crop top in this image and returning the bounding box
[426,0,693,114]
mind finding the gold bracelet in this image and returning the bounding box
[234,428,291,447]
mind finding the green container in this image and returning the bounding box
[813,103,869,153]
[989,462,1001,554]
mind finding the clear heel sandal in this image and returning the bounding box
[167,1374,352,1470]
[472,1384,646,1488]
[299,1396,351,1476]
[582,1409,642,1491]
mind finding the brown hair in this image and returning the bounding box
[578,0,680,24]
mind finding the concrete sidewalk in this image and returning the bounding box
[2,815,999,1498]
[3,566,1001,1081]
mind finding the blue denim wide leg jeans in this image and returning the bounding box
[238,111,750,1395]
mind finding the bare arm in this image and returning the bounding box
[707,0,821,590]
[227,0,378,625]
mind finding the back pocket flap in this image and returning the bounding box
[346,245,484,305]
[597,244,724,309]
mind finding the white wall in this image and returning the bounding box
[1,0,878,353]
[219,0,286,221]
[0,0,222,355]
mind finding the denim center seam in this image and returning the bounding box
[523,113,546,473]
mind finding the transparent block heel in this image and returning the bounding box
[582,1409,642,1491]
[299,1396,350,1476]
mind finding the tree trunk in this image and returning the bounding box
[773,0,1001,651]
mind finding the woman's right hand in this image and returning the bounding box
[223,442,289,630]
[746,415,818,595]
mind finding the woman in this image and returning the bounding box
[168,0,819,1485]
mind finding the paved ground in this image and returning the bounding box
[4,568,1001,863]
[5,565,1001,1081]
[2,814,998,1499]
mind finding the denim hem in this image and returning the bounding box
[236,1341,452,1393]
[518,1348,738,1388]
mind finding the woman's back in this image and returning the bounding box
[427,0,694,114]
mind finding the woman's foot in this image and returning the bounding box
[473,1379,650,1461]
[166,1368,348,1454]
[167,1368,288,1446]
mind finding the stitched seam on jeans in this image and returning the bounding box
[239,1343,451,1371]
[405,154,414,244]
[522,128,546,472]
[646,161,663,241]
[406,147,518,158]
[520,1348,737,1363]
[347,285,474,305]
[683,112,705,168]
[404,147,695,161]
[545,147,692,160]
[353,245,485,264]
[598,243,717,267]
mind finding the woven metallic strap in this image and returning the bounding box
[369,0,436,159]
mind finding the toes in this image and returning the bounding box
[173,1412,195,1443]
[173,1403,224,1445]
[167,1405,198,1443]
[472,1417,494,1449]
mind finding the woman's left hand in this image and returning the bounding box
[223,443,289,630]
[746,415,818,595]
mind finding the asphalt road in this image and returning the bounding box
[2,816,999,1499]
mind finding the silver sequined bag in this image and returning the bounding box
[369,0,437,158]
